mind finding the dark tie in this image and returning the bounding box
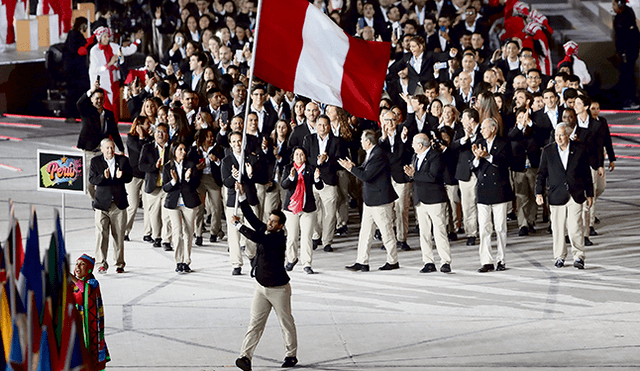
[412,155,418,170]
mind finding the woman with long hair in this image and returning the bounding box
[440,104,465,139]
[167,107,194,145]
[270,120,293,203]
[476,91,504,136]
[281,148,323,274]
[162,141,201,273]
[141,97,159,128]
[124,116,153,241]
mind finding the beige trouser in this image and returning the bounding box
[240,282,297,360]
[391,180,411,242]
[445,184,461,233]
[226,205,259,268]
[84,150,101,200]
[416,202,452,266]
[513,167,538,228]
[95,202,126,269]
[165,206,196,264]
[459,174,478,237]
[284,210,315,268]
[582,168,597,235]
[478,202,508,265]
[255,183,281,222]
[588,167,606,227]
[145,187,171,241]
[550,198,585,261]
[195,174,223,237]
[336,170,350,229]
[356,203,398,265]
[124,177,144,236]
[312,185,338,246]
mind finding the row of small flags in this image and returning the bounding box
[1,201,89,371]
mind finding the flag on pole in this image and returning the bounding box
[35,326,52,371]
[17,209,44,317]
[254,0,390,121]
[0,282,11,363]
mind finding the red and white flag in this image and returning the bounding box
[254,0,390,121]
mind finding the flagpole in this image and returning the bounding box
[234,0,265,215]
[8,200,16,318]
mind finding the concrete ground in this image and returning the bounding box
[0,111,639,370]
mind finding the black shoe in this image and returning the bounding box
[153,238,162,248]
[143,235,154,243]
[124,235,130,241]
[496,262,506,271]
[182,264,192,273]
[378,262,399,271]
[282,356,298,368]
[589,226,598,236]
[555,259,564,268]
[195,236,203,246]
[285,259,298,271]
[518,226,529,236]
[312,239,321,250]
[176,263,184,273]
[528,224,536,233]
[116,267,125,273]
[542,215,549,223]
[397,241,411,251]
[335,226,348,236]
[345,263,370,272]
[447,232,458,241]
[466,237,476,246]
[440,263,451,273]
[478,264,494,273]
[163,243,173,251]
[374,229,382,240]
[507,212,517,221]
[232,267,242,275]
[210,235,218,243]
[236,356,252,371]
[573,259,585,269]
[420,263,437,273]
[546,225,552,234]
[565,235,570,244]
[303,267,314,274]
[205,214,212,225]
[323,244,333,252]
[584,237,593,246]
[594,216,600,224]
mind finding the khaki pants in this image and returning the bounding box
[124,177,144,236]
[239,282,297,360]
[513,168,538,228]
[589,167,606,227]
[255,183,281,222]
[336,170,350,229]
[459,174,478,237]
[195,174,223,237]
[416,202,451,266]
[550,198,585,262]
[356,203,398,265]
[391,180,411,242]
[95,202,126,269]
[165,206,196,264]
[582,168,598,234]
[144,187,171,241]
[445,184,461,233]
[226,205,259,268]
[312,185,338,246]
[478,202,508,265]
[284,210,316,268]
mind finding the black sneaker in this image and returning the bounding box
[143,235,154,243]
[555,259,564,268]
[335,226,348,236]
[182,264,192,273]
[420,263,437,273]
[440,263,451,273]
[374,229,382,240]
[175,263,184,273]
[323,245,333,252]
[163,243,173,251]
[153,238,162,248]
[466,236,476,246]
[124,235,130,241]
[282,356,298,368]
[589,226,598,236]
[312,239,321,250]
[573,259,585,269]
[232,267,242,275]
[195,236,203,246]
[209,235,218,243]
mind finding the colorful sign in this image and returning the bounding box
[37,150,85,193]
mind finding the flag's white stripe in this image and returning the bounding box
[294,4,348,107]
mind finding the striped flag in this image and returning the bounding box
[254,0,390,121]
[17,209,44,316]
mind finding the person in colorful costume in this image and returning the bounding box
[71,254,111,371]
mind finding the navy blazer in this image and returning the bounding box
[471,136,514,205]
[302,133,343,186]
[350,145,398,207]
[138,142,171,194]
[449,124,482,182]
[77,93,124,152]
[410,149,447,205]
[162,159,202,209]
[187,144,225,187]
[89,154,133,211]
[378,128,413,184]
[280,163,324,213]
[221,152,259,207]
[536,141,594,205]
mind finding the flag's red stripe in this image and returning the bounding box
[254,0,307,92]
[341,37,391,120]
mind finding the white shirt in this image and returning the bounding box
[317,134,329,164]
[472,136,495,167]
[577,113,590,129]
[415,111,427,132]
[416,147,429,170]
[414,5,426,24]
[387,131,396,152]
[191,71,202,91]
[251,105,266,133]
[507,58,519,70]
[558,142,570,170]
[364,145,375,164]
[411,52,423,74]
[307,121,317,135]
[439,30,448,51]
[104,156,116,178]
[545,105,559,129]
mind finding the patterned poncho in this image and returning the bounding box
[73,274,110,370]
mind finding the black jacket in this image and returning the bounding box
[89,154,133,211]
[410,149,447,205]
[471,136,514,205]
[126,134,151,179]
[162,159,202,209]
[536,141,594,205]
[280,163,323,213]
[302,133,343,186]
[77,93,124,152]
[350,145,398,207]
[138,142,171,194]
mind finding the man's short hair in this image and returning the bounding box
[482,117,498,130]
[563,88,578,101]
[229,131,243,141]
[266,84,281,97]
[100,138,114,147]
[556,122,569,134]
[542,88,557,98]
[271,209,286,226]
[463,108,479,122]
[423,80,438,92]
[575,94,591,108]
[91,88,105,98]
[527,68,541,78]
[554,72,570,82]
[155,122,169,133]
[250,84,266,95]
[317,114,330,124]
[207,87,222,99]
[425,13,437,24]
[413,133,430,147]
[156,81,170,98]
[362,129,378,146]
[568,74,580,84]
[414,94,429,109]
[194,51,208,66]
[182,88,197,97]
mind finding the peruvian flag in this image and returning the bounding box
[254,0,390,121]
